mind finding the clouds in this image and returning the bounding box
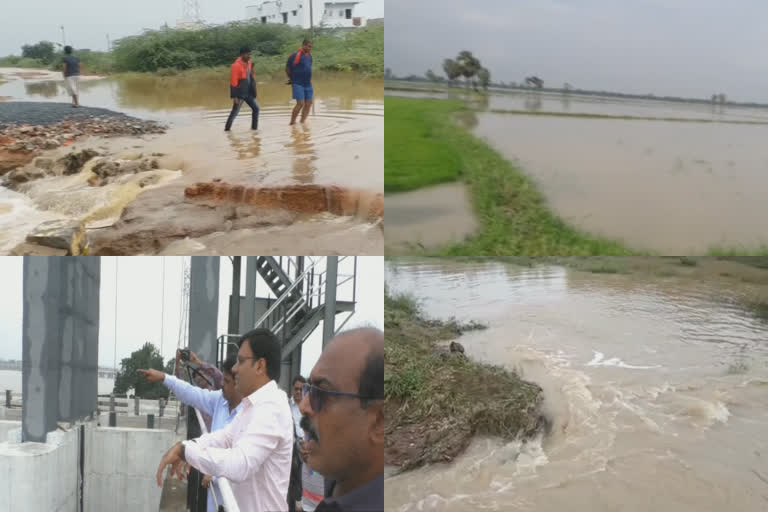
[386,0,768,102]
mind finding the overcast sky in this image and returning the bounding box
[387,0,768,103]
[0,256,383,377]
[1,0,383,56]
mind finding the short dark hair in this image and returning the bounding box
[238,328,281,381]
[292,375,306,387]
[239,46,251,55]
[222,354,237,377]
[359,348,383,409]
[64,46,73,54]
[302,39,312,45]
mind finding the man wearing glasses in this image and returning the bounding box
[299,327,384,512]
[155,328,294,512]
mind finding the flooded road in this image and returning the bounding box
[385,258,768,512]
[0,70,382,254]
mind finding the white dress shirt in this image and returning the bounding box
[184,380,294,512]
[163,375,243,512]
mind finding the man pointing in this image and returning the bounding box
[156,328,294,512]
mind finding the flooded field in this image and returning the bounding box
[473,112,768,253]
[385,258,768,512]
[386,85,768,253]
[1,69,383,254]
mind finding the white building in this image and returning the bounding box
[245,0,366,29]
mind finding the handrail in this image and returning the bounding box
[193,407,240,512]
[252,257,324,330]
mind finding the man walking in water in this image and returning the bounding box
[62,46,81,107]
[225,46,259,131]
[286,39,313,125]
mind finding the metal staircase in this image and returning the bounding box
[217,257,358,363]
[254,257,357,357]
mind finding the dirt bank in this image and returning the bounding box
[385,289,547,473]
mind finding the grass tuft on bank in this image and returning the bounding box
[384,287,546,472]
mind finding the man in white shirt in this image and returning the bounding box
[156,328,295,512]
[139,354,243,512]
[299,328,384,511]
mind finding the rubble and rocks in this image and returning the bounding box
[25,219,83,251]
[88,157,160,186]
[0,102,166,177]
[60,149,99,174]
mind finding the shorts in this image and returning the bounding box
[292,83,313,101]
[64,76,80,96]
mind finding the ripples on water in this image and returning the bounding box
[385,259,768,512]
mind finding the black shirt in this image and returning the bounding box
[63,55,80,77]
[315,475,384,512]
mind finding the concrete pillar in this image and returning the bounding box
[243,256,258,330]
[22,257,100,443]
[134,396,140,416]
[188,257,220,367]
[226,257,241,359]
[5,390,10,408]
[109,395,115,413]
[147,414,155,429]
[159,398,165,417]
[322,257,339,349]
[109,412,116,427]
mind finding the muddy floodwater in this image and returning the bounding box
[473,112,768,253]
[386,86,768,253]
[1,69,382,254]
[385,258,768,512]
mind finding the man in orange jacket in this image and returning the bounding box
[225,46,259,131]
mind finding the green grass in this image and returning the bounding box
[385,288,545,471]
[385,97,637,256]
[0,56,45,68]
[1,25,382,78]
[707,247,768,257]
[384,98,465,192]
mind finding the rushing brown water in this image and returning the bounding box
[385,258,768,512]
[0,70,382,254]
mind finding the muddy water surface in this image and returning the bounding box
[473,113,768,253]
[385,259,768,512]
[0,70,382,254]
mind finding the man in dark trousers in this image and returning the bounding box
[225,46,259,131]
[286,39,313,125]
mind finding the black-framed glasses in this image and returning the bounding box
[236,356,259,366]
[302,383,380,412]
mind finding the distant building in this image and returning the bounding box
[245,0,367,29]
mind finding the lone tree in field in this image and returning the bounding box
[456,50,482,89]
[442,58,462,86]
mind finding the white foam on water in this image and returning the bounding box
[587,351,662,370]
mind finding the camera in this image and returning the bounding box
[179,348,191,362]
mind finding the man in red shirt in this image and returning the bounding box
[225,47,259,131]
